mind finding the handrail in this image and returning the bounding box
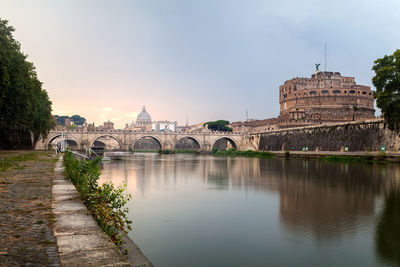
[66,149,90,160]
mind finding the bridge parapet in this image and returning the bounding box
[36,130,251,151]
[47,129,245,135]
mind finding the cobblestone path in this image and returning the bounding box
[0,151,60,267]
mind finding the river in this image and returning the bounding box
[99,153,400,267]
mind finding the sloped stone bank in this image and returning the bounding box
[258,120,400,152]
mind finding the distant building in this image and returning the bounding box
[230,69,376,133]
[278,70,375,126]
[152,121,177,132]
[136,106,152,127]
[230,118,277,133]
[127,106,153,131]
[103,120,114,130]
[64,118,71,127]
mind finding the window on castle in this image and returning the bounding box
[362,91,367,95]
[310,91,317,95]
[350,90,355,94]
[321,90,329,94]
[333,90,341,94]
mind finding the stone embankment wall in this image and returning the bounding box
[257,119,400,152]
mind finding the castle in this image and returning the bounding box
[230,69,376,133]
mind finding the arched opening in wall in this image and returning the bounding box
[92,140,106,149]
[174,137,201,151]
[133,136,162,151]
[212,137,237,151]
[91,136,122,152]
[47,135,79,150]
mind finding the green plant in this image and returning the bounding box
[175,149,197,154]
[213,149,275,158]
[63,151,132,249]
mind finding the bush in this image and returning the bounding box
[63,151,132,249]
[213,149,275,158]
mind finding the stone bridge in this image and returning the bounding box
[35,130,255,151]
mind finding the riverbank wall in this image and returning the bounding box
[53,158,152,267]
[255,119,400,152]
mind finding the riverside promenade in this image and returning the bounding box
[0,151,152,267]
[0,151,60,266]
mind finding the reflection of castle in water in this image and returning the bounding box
[100,154,400,241]
[211,158,397,238]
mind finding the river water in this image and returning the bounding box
[99,153,400,267]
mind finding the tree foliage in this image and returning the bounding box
[372,49,400,131]
[54,114,86,126]
[205,120,232,132]
[0,19,53,149]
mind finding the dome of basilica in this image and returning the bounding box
[135,106,152,126]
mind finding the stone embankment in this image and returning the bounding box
[256,119,400,152]
[53,158,153,267]
[273,150,400,162]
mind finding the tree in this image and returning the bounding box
[0,19,53,149]
[205,120,232,132]
[372,49,400,131]
[70,115,86,125]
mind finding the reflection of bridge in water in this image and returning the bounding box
[36,130,255,151]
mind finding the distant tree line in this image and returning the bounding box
[54,115,86,126]
[0,19,54,149]
[205,120,232,132]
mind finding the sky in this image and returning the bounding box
[1,0,399,128]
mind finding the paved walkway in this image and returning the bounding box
[0,151,60,266]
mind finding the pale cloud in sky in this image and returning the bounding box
[1,0,399,128]
[124,112,139,119]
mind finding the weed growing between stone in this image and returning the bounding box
[63,151,132,249]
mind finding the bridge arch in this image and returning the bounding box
[89,135,123,150]
[132,135,163,150]
[212,136,238,150]
[174,136,202,151]
[46,134,79,149]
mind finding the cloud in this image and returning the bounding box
[111,116,123,121]
[103,107,113,112]
[124,112,139,119]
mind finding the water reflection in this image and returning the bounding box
[376,190,400,265]
[99,154,400,266]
